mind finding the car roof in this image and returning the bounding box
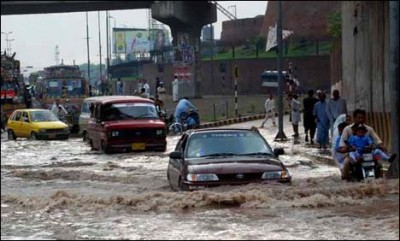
[89,96,154,105]
[83,96,125,102]
[12,109,50,112]
[185,127,261,136]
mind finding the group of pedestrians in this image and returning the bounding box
[301,89,347,149]
[259,89,396,179]
[260,89,347,150]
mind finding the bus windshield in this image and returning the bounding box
[46,78,84,97]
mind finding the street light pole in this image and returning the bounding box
[7,39,15,54]
[1,31,13,55]
[85,12,91,85]
[98,11,103,94]
[108,15,117,60]
[274,0,287,141]
[228,5,237,18]
[106,11,110,82]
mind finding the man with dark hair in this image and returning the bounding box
[303,89,319,144]
[174,97,197,124]
[338,108,394,179]
[290,94,301,137]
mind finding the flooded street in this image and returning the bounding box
[1,123,399,240]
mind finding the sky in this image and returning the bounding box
[1,1,267,76]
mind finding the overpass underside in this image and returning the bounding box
[1,1,153,15]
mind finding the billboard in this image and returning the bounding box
[113,28,171,55]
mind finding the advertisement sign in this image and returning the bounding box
[113,28,171,55]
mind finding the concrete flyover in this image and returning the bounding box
[1,1,218,101]
[1,1,154,15]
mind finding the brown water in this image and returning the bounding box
[1,130,398,240]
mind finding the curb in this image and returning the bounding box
[199,111,291,128]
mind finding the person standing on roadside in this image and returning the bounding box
[326,89,347,138]
[156,82,166,108]
[142,79,150,97]
[116,78,123,95]
[155,77,161,96]
[303,89,318,144]
[313,92,330,149]
[290,94,301,137]
[260,93,276,128]
[172,75,179,102]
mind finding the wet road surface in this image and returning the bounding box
[1,120,399,240]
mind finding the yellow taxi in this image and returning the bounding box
[7,109,70,140]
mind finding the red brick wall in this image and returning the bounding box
[138,56,330,96]
[220,16,265,45]
[260,1,340,41]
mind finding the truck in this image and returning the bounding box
[1,52,26,118]
[35,64,89,133]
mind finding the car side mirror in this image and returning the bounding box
[169,151,183,159]
[274,148,285,156]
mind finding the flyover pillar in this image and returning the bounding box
[151,1,217,98]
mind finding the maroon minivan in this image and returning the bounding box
[87,96,167,153]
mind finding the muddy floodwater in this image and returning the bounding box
[1,129,399,240]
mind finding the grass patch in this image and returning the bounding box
[202,41,332,61]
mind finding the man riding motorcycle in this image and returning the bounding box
[173,97,198,125]
[338,109,396,180]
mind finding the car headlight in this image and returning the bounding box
[186,174,219,182]
[156,129,164,135]
[261,170,290,179]
[39,128,46,133]
[64,127,70,132]
[110,131,119,137]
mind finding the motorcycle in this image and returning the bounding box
[348,147,383,181]
[168,109,200,135]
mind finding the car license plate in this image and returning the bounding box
[132,143,145,150]
[48,134,56,139]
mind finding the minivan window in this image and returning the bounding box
[81,102,90,113]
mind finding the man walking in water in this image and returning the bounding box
[260,93,276,128]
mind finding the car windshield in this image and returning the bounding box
[102,103,158,121]
[30,110,59,122]
[185,131,273,158]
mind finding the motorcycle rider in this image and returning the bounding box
[50,98,68,120]
[347,124,396,163]
[338,109,396,179]
[173,97,197,125]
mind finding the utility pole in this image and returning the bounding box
[98,11,103,94]
[388,0,399,178]
[274,0,287,141]
[85,12,91,83]
[106,11,110,82]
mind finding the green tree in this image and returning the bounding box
[327,11,342,38]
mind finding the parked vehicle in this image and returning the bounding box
[7,109,70,140]
[167,127,291,191]
[87,96,167,153]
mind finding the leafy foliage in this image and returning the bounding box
[327,11,342,38]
